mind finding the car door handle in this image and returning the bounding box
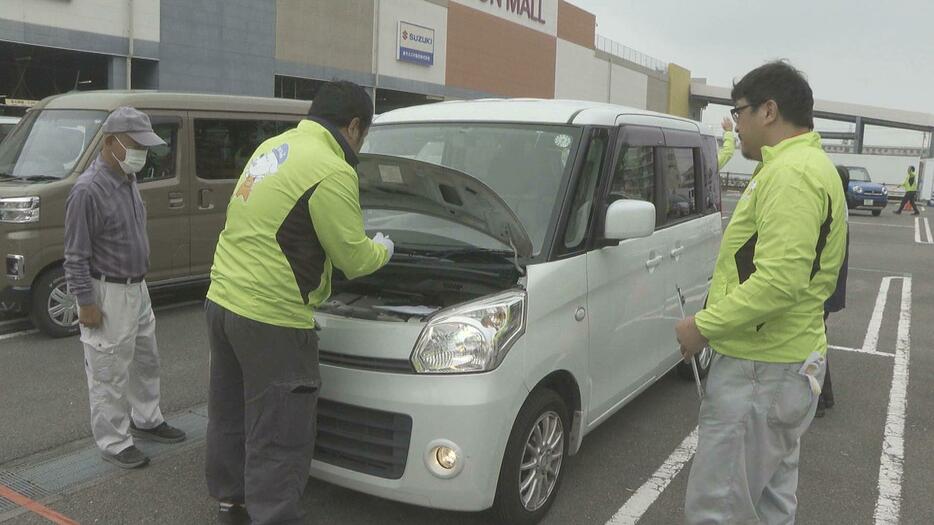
[168,192,184,209]
[199,189,215,210]
[645,255,664,269]
[670,246,685,258]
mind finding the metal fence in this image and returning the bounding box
[595,34,669,73]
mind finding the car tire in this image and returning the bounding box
[677,345,713,380]
[492,388,569,525]
[872,210,881,216]
[31,266,79,338]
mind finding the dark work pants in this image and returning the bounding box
[205,299,320,525]
[821,312,835,407]
[896,191,919,214]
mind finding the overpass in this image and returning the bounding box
[690,82,934,157]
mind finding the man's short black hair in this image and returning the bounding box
[732,61,814,130]
[909,166,916,171]
[308,80,374,129]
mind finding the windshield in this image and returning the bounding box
[0,123,17,143]
[847,167,872,182]
[0,109,107,180]
[362,123,581,254]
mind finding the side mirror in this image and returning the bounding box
[603,199,656,242]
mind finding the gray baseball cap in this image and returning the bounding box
[102,106,166,147]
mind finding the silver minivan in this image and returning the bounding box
[309,99,723,524]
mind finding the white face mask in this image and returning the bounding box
[113,137,148,174]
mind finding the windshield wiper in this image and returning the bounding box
[15,175,60,182]
[392,249,455,264]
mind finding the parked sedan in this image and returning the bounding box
[844,165,887,216]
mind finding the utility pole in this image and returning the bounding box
[372,0,381,112]
[126,0,134,89]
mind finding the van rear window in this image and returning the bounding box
[194,119,297,180]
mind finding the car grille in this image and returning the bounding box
[863,190,884,196]
[314,399,413,480]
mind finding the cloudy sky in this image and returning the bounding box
[571,0,933,146]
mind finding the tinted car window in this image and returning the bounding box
[195,119,293,180]
[659,147,697,222]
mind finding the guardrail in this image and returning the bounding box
[595,35,669,73]
[720,172,750,191]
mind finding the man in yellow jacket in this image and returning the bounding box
[894,166,920,215]
[204,81,392,524]
[676,62,846,524]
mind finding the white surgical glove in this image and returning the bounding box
[372,232,394,259]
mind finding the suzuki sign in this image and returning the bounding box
[397,21,435,66]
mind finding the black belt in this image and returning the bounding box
[91,271,145,284]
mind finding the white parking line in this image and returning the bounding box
[873,277,912,524]
[914,217,933,244]
[849,221,912,229]
[605,428,698,525]
[828,345,894,358]
[862,277,891,354]
[0,329,37,341]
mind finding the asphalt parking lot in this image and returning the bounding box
[1,193,932,524]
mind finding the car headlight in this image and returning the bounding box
[0,197,40,223]
[854,186,863,194]
[882,186,888,194]
[411,289,526,374]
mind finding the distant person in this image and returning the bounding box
[894,166,920,215]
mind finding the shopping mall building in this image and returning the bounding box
[0,0,695,117]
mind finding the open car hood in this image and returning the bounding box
[356,154,533,258]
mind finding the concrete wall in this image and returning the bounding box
[158,0,275,96]
[377,0,448,88]
[0,0,159,42]
[0,0,159,59]
[446,1,556,98]
[554,39,608,102]
[276,0,374,80]
[646,75,669,113]
[609,63,648,108]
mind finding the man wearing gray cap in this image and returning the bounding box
[64,106,186,469]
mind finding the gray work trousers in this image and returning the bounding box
[205,300,320,525]
[685,352,824,525]
[80,279,164,455]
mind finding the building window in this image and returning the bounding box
[275,76,326,101]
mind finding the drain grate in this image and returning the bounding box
[0,406,208,518]
[0,471,52,514]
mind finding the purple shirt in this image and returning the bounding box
[64,156,150,306]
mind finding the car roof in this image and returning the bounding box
[32,90,310,115]
[375,98,714,136]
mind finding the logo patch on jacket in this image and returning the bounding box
[235,144,290,202]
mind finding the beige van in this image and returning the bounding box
[0,91,310,337]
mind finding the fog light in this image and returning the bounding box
[435,446,457,470]
[424,439,464,479]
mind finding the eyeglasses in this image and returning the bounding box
[730,104,756,121]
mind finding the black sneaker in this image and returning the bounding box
[130,422,187,443]
[217,502,250,525]
[102,445,150,469]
